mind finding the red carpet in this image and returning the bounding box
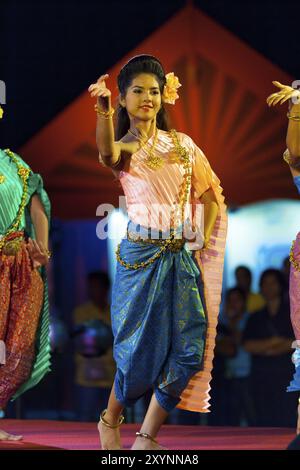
[0,420,296,450]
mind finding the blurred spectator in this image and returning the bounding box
[73,271,115,422]
[235,266,265,313]
[281,255,290,302]
[282,255,290,284]
[243,269,297,427]
[216,287,256,426]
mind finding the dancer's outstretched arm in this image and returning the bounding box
[89,74,127,168]
[267,81,300,434]
[267,81,300,177]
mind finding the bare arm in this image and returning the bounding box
[286,102,300,177]
[89,74,121,167]
[244,337,283,355]
[287,102,300,158]
[265,337,293,355]
[199,188,218,246]
[27,194,50,268]
[96,109,120,166]
[30,194,49,249]
[266,82,300,177]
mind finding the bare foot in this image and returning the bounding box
[97,421,123,450]
[0,429,23,441]
[131,436,167,450]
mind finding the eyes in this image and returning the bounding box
[133,89,160,95]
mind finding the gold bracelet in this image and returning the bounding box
[94,104,115,119]
[287,112,300,122]
[283,153,293,165]
[46,249,52,259]
[283,149,300,167]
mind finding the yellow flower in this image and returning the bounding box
[0,105,3,119]
[162,72,181,105]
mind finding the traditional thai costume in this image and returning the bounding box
[0,149,51,408]
[287,173,300,392]
[111,129,227,413]
[266,84,300,405]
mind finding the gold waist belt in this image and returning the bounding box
[127,230,185,253]
[0,231,24,256]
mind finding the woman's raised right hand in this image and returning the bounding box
[88,74,112,110]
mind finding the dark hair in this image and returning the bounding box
[259,268,285,295]
[115,55,170,140]
[226,287,247,302]
[87,271,110,290]
[235,265,252,281]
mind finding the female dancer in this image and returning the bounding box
[267,82,300,434]
[0,104,51,440]
[89,55,227,450]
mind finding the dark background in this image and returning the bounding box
[1,0,300,149]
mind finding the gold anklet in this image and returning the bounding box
[99,409,125,429]
[136,431,158,444]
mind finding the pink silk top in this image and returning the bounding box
[118,130,197,233]
[116,129,228,412]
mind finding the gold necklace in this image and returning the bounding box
[0,149,30,253]
[128,128,163,170]
[116,129,192,270]
[0,150,6,183]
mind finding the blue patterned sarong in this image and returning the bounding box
[111,221,207,412]
[287,349,300,392]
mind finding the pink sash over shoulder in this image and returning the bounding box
[177,137,228,412]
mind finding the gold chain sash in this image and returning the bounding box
[0,149,30,253]
[290,239,300,272]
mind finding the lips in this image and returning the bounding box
[140,106,153,109]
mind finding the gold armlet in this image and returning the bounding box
[287,112,300,122]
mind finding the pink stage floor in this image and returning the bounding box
[0,420,296,450]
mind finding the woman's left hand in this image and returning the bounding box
[26,238,49,268]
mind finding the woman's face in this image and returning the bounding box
[261,274,282,301]
[120,73,162,121]
[226,292,246,317]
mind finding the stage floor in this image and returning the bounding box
[0,420,296,450]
